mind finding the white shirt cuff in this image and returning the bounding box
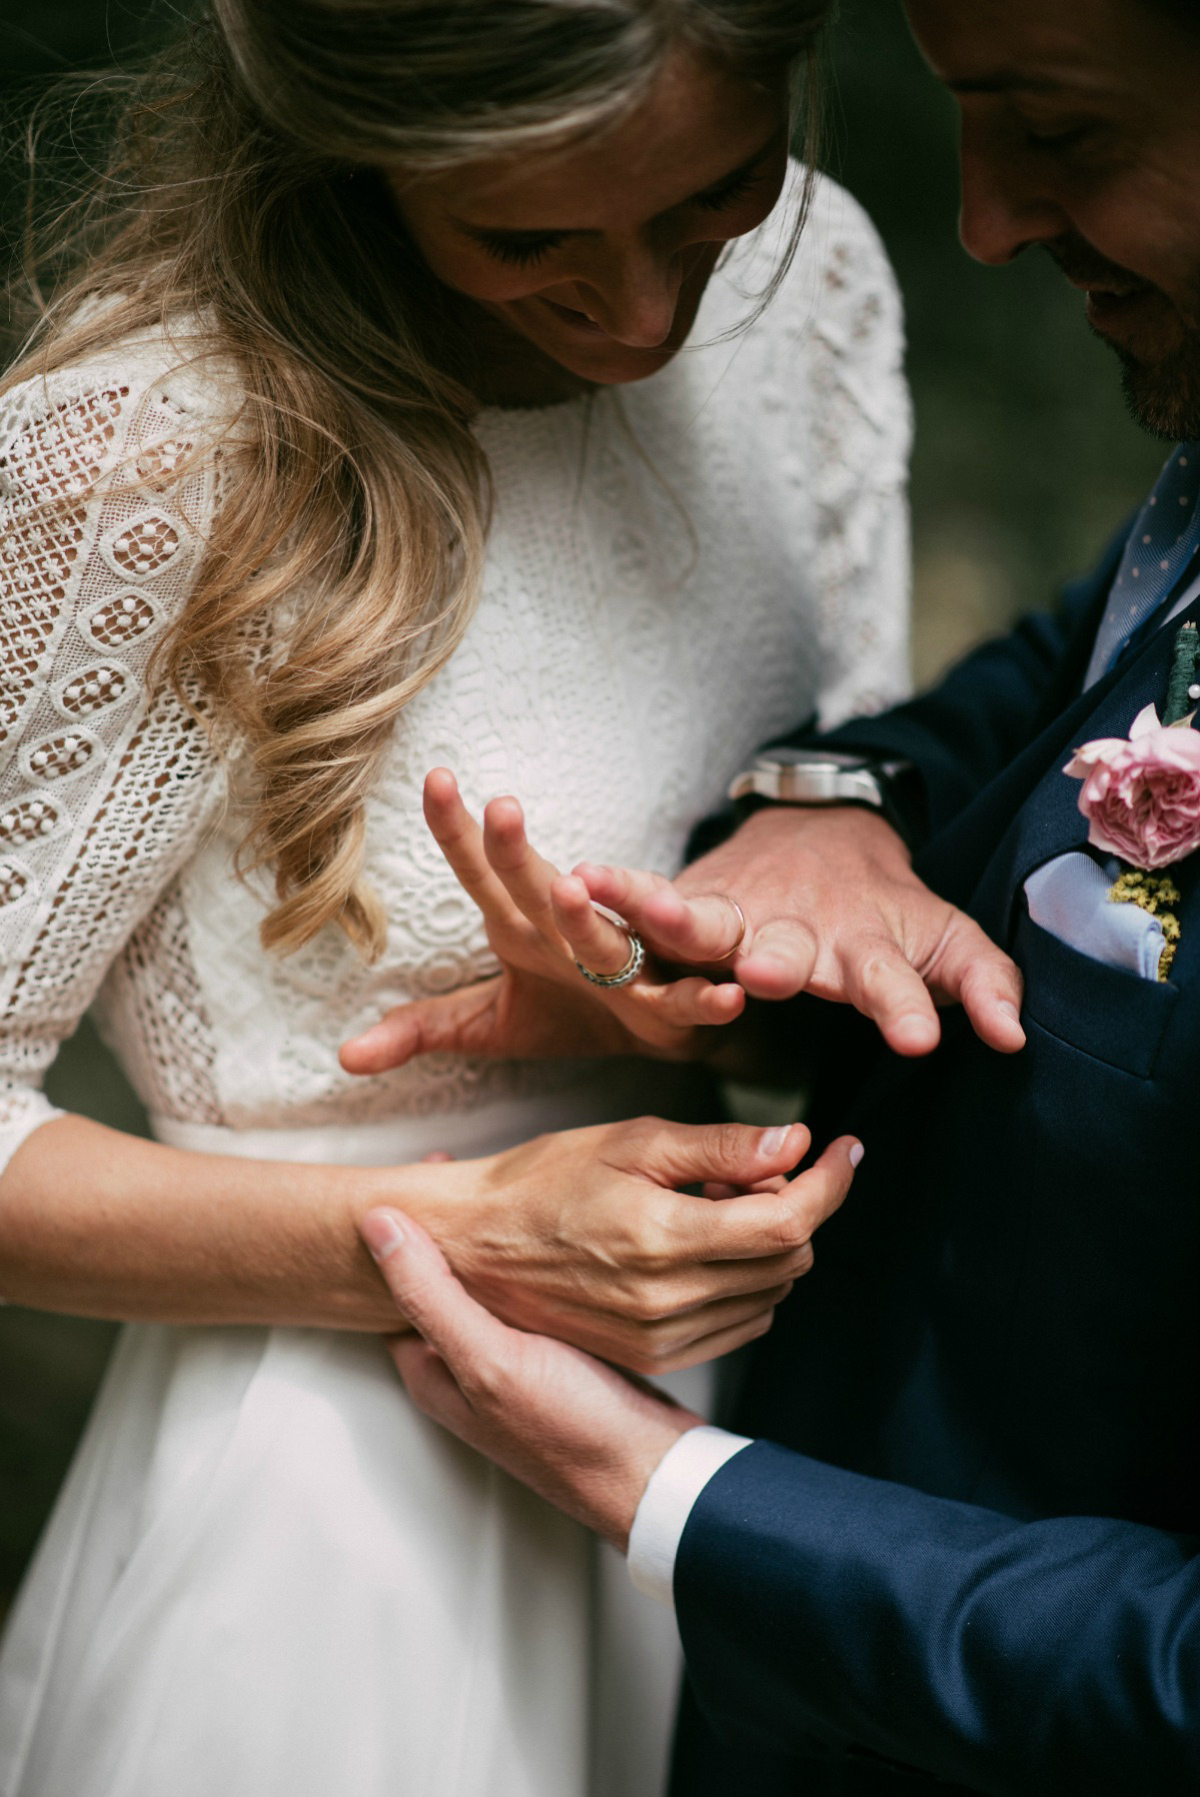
[626,1424,752,1608]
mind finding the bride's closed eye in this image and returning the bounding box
[464,144,778,268]
[468,228,571,267]
[688,164,764,213]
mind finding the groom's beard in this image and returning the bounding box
[1044,238,1200,441]
[1117,332,1200,443]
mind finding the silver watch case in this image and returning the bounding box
[727,748,909,809]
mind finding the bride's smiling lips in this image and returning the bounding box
[495,252,723,371]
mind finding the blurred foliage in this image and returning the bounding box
[0,0,1167,1605]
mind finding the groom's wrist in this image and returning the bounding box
[627,1424,754,1604]
[584,1406,701,1552]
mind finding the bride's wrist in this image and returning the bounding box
[347,1151,492,1262]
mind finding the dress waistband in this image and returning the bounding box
[149,1067,673,1167]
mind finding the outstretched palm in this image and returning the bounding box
[340,769,745,1078]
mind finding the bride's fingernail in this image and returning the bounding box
[849,1142,866,1168]
[362,1210,409,1262]
[759,1125,793,1157]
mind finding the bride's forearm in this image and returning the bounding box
[0,1114,470,1331]
[0,1111,849,1374]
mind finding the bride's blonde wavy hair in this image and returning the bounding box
[3,0,831,959]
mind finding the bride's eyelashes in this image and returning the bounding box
[689,164,763,213]
[470,229,571,267]
[465,165,770,268]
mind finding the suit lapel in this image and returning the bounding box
[921,593,1200,943]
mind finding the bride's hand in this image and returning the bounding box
[410,1116,860,1374]
[340,768,746,1076]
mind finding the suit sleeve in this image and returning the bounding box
[688,539,1121,864]
[675,1439,1200,1796]
[805,535,1121,839]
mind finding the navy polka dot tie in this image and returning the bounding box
[1085,441,1200,688]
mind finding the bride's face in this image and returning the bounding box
[388,49,791,388]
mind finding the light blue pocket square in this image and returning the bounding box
[1024,852,1165,982]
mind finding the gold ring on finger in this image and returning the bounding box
[708,898,747,964]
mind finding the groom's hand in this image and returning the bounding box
[580,806,1026,1058]
[362,1207,698,1550]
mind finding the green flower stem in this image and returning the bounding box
[1162,620,1199,726]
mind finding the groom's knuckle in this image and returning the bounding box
[403,1342,443,1408]
[460,1347,509,1407]
[855,948,899,997]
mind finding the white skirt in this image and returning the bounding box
[0,1087,711,1797]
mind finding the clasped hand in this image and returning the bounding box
[338,768,1021,1376]
[417,1115,858,1374]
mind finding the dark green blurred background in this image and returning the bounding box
[0,0,1164,1616]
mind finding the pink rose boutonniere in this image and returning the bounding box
[1064,701,1200,869]
[1062,621,1200,978]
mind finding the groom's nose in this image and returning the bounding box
[957,126,1071,266]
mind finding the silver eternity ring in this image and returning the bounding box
[575,929,646,989]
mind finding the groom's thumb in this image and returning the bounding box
[361,1209,502,1374]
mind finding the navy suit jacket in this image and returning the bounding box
[671,539,1200,1796]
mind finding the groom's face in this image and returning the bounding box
[906,0,1200,438]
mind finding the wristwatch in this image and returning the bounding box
[727,747,918,844]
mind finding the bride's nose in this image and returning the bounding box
[578,240,685,348]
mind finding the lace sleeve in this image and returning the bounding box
[799,179,914,728]
[0,363,224,1173]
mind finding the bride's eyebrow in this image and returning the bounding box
[452,128,783,242]
[683,132,783,205]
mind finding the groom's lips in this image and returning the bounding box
[1061,274,1158,336]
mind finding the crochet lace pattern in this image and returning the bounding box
[0,171,912,1167]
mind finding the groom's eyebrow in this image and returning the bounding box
[945,69,1106,99]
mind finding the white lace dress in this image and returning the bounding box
[0,172,910,1797]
